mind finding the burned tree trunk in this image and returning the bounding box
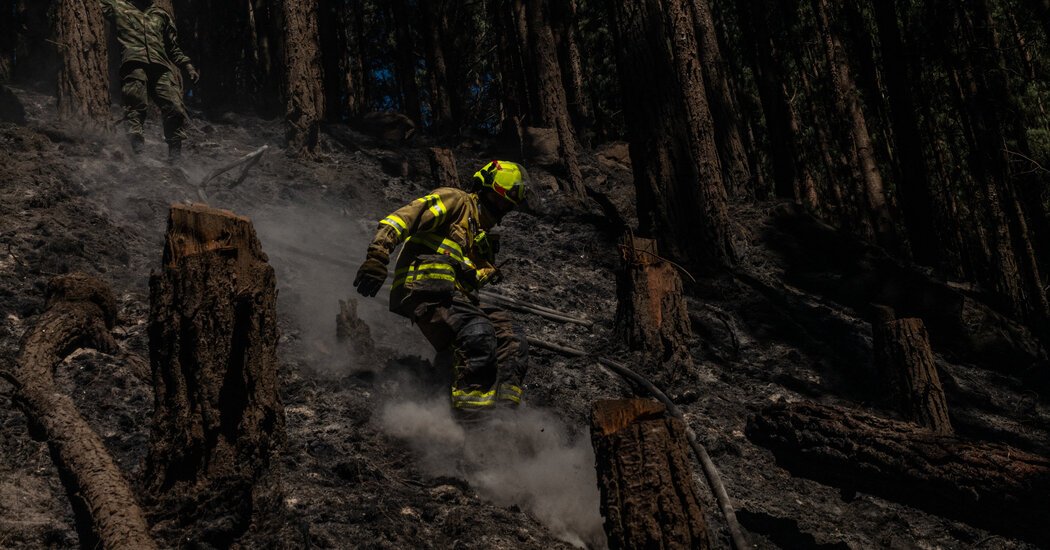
[428,147,459,188]
[747,401,1050,546]
[527,0,585,197]
[279,0,325,156]
[7,274,155,550]
[55,0,110,127]
[871,307,953,434]
[615,234,693,380]
[591,399,711,549]
[610,0,736,272]
[146,204,284,543]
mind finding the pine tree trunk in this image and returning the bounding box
[55,0,110,127]
[280,0,325,156]
[739,0,803,201]
[551,0,591,141]
[146,204,284,542]
[873,0,940,267]
[591,399,711,550]
[692,0,751,199]
[814,0,894,248]
[319,0,360,122]
[527,0,585,196]
[422,0,454,132]
[614,235,694,381]
[428,147,459,188]
[610,0,736,271]
[871,307,953,435]
[747,401,1050,547]
[390,0,422,124]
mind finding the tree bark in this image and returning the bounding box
[872,0,941,267]
[8,274,156,550]
[421,0,454,133]
[527,0,585,196]
[280,0,325,156]
[55,0,110,127]
[319,0,362,122]
[610,0,736,272]
[692,0,751,199]
[871,308,953,435]
[146,204,284,544]
[551,0,591,142]
[390,0,422,124]
[614,234,693,381]
[747,401,1050,547]
[428,147,459,188]
[591,399,711,550]
[814,0,894,248]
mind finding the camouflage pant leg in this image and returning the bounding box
[482,303,529,406]
[150,65,188,145]
[121,66,149,137]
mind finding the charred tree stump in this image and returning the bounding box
[871,306,953,434]
[428,147,459,188]
[6,274,156,550]
[146,204,284,544]
[55,0,110,127]
[615,234,693,380]
[591,399,711,549]
[747,401,1050,546]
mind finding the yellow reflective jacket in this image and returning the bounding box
[366,187,498,314]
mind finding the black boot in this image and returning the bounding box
[167,141,182,163]
[129,134,145,154]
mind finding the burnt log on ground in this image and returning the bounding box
[872,307,953,434]
[145,204,284,545]
[5,273,156,550]
[591,399,711,549]
[746,401,1050,546]
[615,234,693,381]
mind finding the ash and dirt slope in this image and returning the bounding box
[1,85,1048,549]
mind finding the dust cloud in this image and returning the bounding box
[380,398,608,549]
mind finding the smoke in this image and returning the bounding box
[379,398,608,549]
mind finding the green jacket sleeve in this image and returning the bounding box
[160,11,192,67]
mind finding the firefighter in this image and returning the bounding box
[354,160,530,414]
[100,0,199,160]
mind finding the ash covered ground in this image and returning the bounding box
[1,85,1048,549]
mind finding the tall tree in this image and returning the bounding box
[420,0,454,132]
[814,0,895,248]
[389,0,422,124]
[873,0,941,266]
[610,0,736,271]
[280,0,325,155]
[692,0,752,198]
[319,0,364,122]
[527,0,585,196]
[55,0,110,127]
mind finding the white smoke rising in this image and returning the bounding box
[379,399,608,549]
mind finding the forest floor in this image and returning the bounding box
[1,84,1048,549]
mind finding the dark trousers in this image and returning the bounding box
[409,294,529,408]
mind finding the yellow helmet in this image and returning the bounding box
[472,160,528,205]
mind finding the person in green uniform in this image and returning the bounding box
[100,0,199,160]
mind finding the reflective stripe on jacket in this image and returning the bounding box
[366,187,498,313]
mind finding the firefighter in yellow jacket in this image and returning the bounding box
[354,161,530,413]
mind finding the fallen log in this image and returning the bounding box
[591,399,710,549]
[747,401,1050,546]
[146,203,284,544]
[7,273,156,550]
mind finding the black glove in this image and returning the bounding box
[354,258,387,297]
[185,63,200,85]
